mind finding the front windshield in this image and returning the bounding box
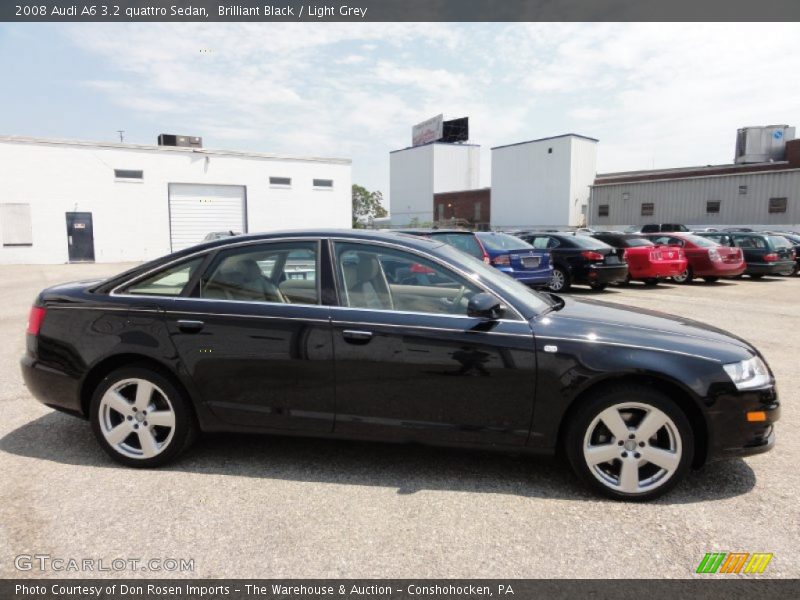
[477,232,533,252]
[434,243,551,317]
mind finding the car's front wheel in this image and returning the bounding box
[90,366,197,468]
[565,385,694,501]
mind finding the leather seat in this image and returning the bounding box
[205,259,286,303]
[343,253,393,310]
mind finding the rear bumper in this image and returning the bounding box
[746,261,795,275]
[693,262,746,278]
[498,267,553,286]
[706,385,780,461]
[578,264,629,285]
[630,260,687,279]
[20,354,84,417]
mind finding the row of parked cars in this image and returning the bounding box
[399,226,799,293]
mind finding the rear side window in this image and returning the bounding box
[126,258,203,296]
[529,237,551,249]
[624,237,655,247]
[735,236,766,249]
[768,235,793,249]
[430,233,484,260]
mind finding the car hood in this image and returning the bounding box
[535,296,756,364]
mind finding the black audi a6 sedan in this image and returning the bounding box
[21,230,779,501]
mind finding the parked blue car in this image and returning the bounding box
[475,231,553,288]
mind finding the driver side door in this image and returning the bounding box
[330,240,536,447]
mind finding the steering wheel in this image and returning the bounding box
[449,285,468,314]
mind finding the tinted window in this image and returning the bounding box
[529,236,551,250]
[126,258,203,296]
[429,232,484,260]
[201,242,318,304]
[641,224,659,233]
[477,232,533,252]
[735,236,766,249]
[334,242,483,315]
[623,237,655,247]
[565,235,613,249]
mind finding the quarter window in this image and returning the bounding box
[126,258,203,296]
[200,242,318,304]
[769,197,788,214]
[334,242,484,315]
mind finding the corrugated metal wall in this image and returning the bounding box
[589,170,800,227]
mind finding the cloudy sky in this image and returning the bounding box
[1,22,798,201]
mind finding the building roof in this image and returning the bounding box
[0,134,351,165]
[491,133,599,151]
[389,141,481,154]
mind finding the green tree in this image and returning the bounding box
[352,184,388,228]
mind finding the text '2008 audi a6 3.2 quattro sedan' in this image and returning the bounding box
[21,230,780,500]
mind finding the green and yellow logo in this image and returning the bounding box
[696,552,773,574]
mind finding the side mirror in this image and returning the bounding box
[467,292,505,320]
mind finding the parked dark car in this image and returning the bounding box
[591,232,687,285]
[626,224,691,234]
[396,229,489,262]
[21,230,779,501]
[515,232,628,292]
[645,233,746,283]
[474,231,552,288]
[695,232,796,278]
[766,232,800,276]
[202,230,241,242]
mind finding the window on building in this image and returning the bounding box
[706,200,721,214]
[738,185,747,195]
[0,203,33,246]
[547,147,553,154]
[269,176,291,187]
[313,179,334,189]
[641,202,654,216]
[769,197,788,213]
[474,202,482,222]
[598,204,609,217]
[114,169,144,181]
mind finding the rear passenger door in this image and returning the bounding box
[165,240,336,432]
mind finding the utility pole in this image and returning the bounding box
[116,130,125,143]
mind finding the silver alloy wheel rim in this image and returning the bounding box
[673,269,689,283]
[582,402,682,495]
[550,269,565,291]
[99,378,176,459]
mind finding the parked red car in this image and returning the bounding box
[591,232,687,284]
[645,232,746,283]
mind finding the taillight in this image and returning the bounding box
[708,248,721,262]
[581,251,604,261]
[764,253,779,262]
[650,250,663,261]
[27,306,46,335]
[492,254,511,266]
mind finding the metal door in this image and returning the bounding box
[65,212,95,262]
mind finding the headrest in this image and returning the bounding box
[355,253,380,283]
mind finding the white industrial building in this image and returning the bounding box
[0,135,352,264]
[590,126,800,228]
[389,142,480,227]
[490,134,598,229]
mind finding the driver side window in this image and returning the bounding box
[334,242,483,316]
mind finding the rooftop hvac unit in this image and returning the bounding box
[735,125,795,164]
[158,134,203,148]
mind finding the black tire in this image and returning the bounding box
[590,283,608,292]
[703,276,719,283]
[672,267,693,284]
[548,266,571,293]
[643,278,659,286]
[90,366,198,468]
[564,384,694,501]
[749,273,764,279]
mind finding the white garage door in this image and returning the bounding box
[168,184,246,252]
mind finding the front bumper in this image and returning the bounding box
[706,385,780,461]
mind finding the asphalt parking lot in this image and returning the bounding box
[1,263,798,579]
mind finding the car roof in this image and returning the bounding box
[395,228,474,235]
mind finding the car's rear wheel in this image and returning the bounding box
[549,267,571,292]
[90,367,197,468]
[565,385,693,501]
[673,267,693,284]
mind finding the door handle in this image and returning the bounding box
[342,329,373,344]
[176,319,204,333]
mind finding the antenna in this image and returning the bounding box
[116,130,125,143]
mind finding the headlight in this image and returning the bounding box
[722,356,771,390]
